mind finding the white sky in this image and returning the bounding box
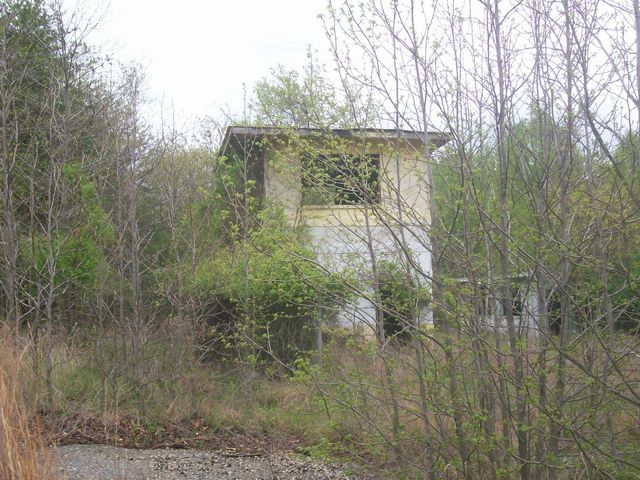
[65,0,331,129]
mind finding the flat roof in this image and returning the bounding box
[220,125,450,157]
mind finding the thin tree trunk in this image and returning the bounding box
[548,1,574,473]
[489,0,530,477]
[1,85,19,329]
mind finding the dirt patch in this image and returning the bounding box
[56,444,371,480]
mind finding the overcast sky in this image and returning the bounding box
[65,0,331,128]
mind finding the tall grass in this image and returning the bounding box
[27,321,326,449]
[0,331,57,480]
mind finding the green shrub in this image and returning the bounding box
[377,259,427,341]
[190,206,352,366]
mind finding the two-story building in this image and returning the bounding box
[220,126,449,334]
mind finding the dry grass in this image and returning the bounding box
[15,322,326,452]
[9,319,635,479]
[315,330,640,478]
[0,331,57,480]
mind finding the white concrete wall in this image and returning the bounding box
[264,137,434,330]
[307,223,432,329]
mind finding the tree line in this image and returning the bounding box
[1,0,640,478]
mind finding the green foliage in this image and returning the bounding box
[253,49,349,128]
[190,205,351,366]
[613,131,640,181]
[435,113,640,331]
[294,437,333,459]
[377,259,427,340]
[0,0,130,326]
[24,164,114,298]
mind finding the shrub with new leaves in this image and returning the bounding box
[190,205,352,367]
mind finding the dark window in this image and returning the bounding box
[302,153,380,205]
[500,291,524,316]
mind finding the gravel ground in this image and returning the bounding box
[56,444,370,480]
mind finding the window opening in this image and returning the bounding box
[302,153,380,205]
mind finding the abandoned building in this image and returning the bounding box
[454,272,563,336]
[219,126,449,334]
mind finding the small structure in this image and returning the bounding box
[453,272,573,336]
[220,126,449,333]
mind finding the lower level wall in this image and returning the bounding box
[306,223,433,331]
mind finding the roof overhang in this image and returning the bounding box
[219,125,451,158]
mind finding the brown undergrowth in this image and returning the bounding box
[0,331,57,480]
[5,321,640,479]
[41,413,306,453]
[10,323,335,460]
